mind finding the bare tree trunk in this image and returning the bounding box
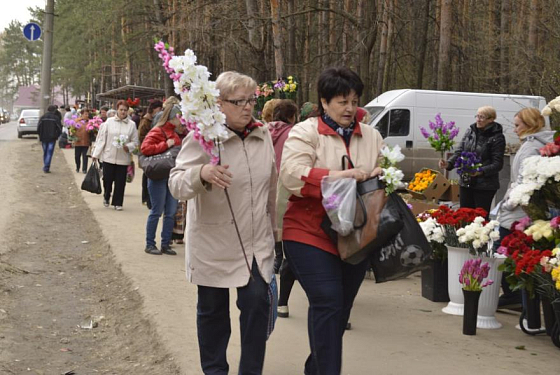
[431,0,441,88]
[382,0,394,93]
[153,0,174,96]
[121,17,132,85]
[415,0,430,88]
[437,0,452,90]
[500,0,511,92]
[111,23,117,89]
[270,0,284,78]
[376,0,389,96]
[528,0,539,92]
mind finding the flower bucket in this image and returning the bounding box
[421,258,449,302]
[522,290,542,330]
[463,289,481,335]
[552,300,560,348]
[442,246,470,315]
[476,256,504,329]
[542,297,557,336]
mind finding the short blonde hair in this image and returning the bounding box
[516,107,545,137]
[216,71,257,100]
[477,106,497,121]
[262,99,281,123]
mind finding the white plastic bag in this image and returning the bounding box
[321,177,357,236]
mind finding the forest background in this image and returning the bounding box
[0,0,559,109]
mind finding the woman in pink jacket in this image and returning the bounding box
[141,97,184,256]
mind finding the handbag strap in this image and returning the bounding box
[160,127,168,140]
[340,155,368,230]
[341,155,354,170]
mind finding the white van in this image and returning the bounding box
[364,89,547,179]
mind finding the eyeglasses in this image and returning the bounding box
[223,97,258,107]
[474,115,488,120]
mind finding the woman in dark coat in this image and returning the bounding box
[439,105,506,214]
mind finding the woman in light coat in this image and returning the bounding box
[496,107,554,310]
[280,67,383,375]
[92,100,138,210]
[168,71,276,375]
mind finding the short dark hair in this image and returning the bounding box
[65,107,70,111]
[47,104,57,112]
[273,99,298,124]
[148,100,163,114]
[317,67,364,115]
[100,106,110,112]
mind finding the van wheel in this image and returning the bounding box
[17,131,22,139]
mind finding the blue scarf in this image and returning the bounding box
[322,113,355,147]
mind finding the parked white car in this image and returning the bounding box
[17,109,41,138]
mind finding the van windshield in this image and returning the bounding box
[364,106,384,124]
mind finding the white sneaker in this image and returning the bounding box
[103,200,109,208]
[114,206,123,211]
[277,305,289,318]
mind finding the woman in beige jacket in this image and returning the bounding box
[92,100,138,211]
[168,71,276,375]
[280,67,383,375]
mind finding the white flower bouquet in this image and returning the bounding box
[456,216,501,257]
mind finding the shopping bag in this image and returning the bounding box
[370,194,432,283]
[126,160,135,183]
[321,177,357,236]
[81,161,102,194]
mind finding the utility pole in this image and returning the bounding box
[39,0,54,115]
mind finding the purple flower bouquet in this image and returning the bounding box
[420,113,460,159]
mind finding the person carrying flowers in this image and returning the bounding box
[439,106,505,215]
[280,67,383,375]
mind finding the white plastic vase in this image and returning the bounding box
[442,246,470,315]
[476,256,504,329]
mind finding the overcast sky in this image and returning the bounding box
[0,0,46,32]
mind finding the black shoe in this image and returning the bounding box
[497,294,522,311]
[76,168,79,173]
[161,244,177,255]
[145,245,162,255]
[345,322,352,330]
[82,170,87,174]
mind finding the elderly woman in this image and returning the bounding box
[496,108,554,310]
[280,67,383,374]
[141,98,183,256]
[92,100,138,211]
[439,106,505,215]
[168,71,276,375]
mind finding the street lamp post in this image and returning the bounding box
[39,0,55,115]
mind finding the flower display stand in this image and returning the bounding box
[476,256,504,329]
[421,259,449,302]
[442,246,470,315]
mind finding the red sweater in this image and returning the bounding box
[140,122,181,156]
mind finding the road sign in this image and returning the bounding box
[23,22,42,41]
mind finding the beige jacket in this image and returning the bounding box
[168,126,277,288]
[92,117,138,165]
[280,117,384,196]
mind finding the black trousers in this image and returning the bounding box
[459,186,497,217]
[196,259,269,375]
[142,172,151,208]
[102,162,128,206]
[74,146,89,172]
[278,258,296,307]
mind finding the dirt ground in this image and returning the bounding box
[0,137,181,373]
[0,122,559,375]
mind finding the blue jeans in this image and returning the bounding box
[283,241,369,375]
[146,178,178,247]
[197,258,269,375]
[41,141,55,171]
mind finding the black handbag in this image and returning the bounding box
[139,128,181,180]
[81,161,102,194]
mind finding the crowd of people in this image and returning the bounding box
[34,63,548,374]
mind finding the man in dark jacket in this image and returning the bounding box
[37,105,63,173]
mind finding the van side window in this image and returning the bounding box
[388,109,410,136]
[376,112,389,138]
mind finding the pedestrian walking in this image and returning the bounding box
[141,97,183,256]
[169,71,277,375]
[138,99,163,209]
[280,67,384,375]
[37,105,63,173]
[73,108,91,174]
[268,99,299,318]
[92,100,138,211]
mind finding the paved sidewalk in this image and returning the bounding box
[62,149,557,375]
